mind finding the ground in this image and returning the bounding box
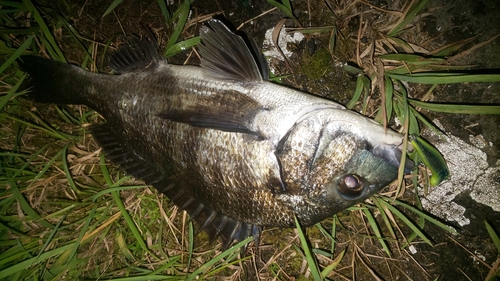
[2,0,500,280]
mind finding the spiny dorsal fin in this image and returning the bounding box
[90,123,261,250]
[199,19,269,82]
[108,35,161,73]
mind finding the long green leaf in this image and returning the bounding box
[372,197,396,241]
[66,204,99,265]
[347,75,367,109]
[164,36,200,58]
[34,213,68,261]
[185,237,252,281]
[164,0,193,55]
[0,74,27,115]
[388,0,429,36]
[157,0,172,24]
[101,0,123,18]
[377,199,433,246]
[409,99,500,114]
[387,72,500,84]
[381,196,457,235]
[0,112,73,140]
[363,207,391,257]
[267,0,294,19]
[10,178,55,229]
[485,220,500,253]
[321,249,345,278]
[295,216,322,281]
[94,276,181,281]
[0,35,33,75]
[91,184,143,202]
[0,243,75,279]
[21,0,65,61]
[379,53,445,64]
[410,135,449,186]
[61,144,81,193]
[385,75,394,122]
[99,154,158,260]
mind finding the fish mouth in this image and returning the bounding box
[372,143,414,173]
[338,140,414,201]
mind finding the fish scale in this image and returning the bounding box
[19,18,411,249]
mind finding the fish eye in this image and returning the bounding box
[338,174,364,197]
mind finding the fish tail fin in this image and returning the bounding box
[18,56,90,105]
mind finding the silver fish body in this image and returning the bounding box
[20,19,409,248]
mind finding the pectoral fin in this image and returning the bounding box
[158,89,265,137]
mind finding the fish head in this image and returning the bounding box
[277,108,412,226]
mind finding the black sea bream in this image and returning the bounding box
[19,19,411,249]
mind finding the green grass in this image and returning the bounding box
[1,0,500,280]
[485,221,500,281]
[0,0,247,280]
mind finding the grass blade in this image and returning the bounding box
[10,178,55,229]
[0,74,27,113]
[294,215,322,281]
[98,154,159,260]
[267,0,295,20]
[362,207,391,257]
[157,0,172,24]
[185,237,253,281]
[485,220,500,253]
[408,99,500,114]
[388,0,429,37]
[379,53,445,65]
[410,135,449,186]
[375,198,433,246]
[61,144,81,193]
[164,36,200,58]
[21,0,65,61]
[0,35,33,75]
[34,213,68,261]
[347,75,369,109]
[372,197,397,241]
[380,196,457,235]
[102,0,123,18]
[387,72,500,84]
[0,243,76,279]
[321,249,345,278]
[164,0,193,56]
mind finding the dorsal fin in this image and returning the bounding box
[199,19,269,82]
[108,35,161,73]
[90,123,260,250]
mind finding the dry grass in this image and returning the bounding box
[1,0,499,280]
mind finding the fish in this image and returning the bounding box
[19,18,412,249]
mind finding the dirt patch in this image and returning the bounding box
[6,0,500,280]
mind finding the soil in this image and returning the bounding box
[14,0,500,280]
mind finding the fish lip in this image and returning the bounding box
[372,143,414,173]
